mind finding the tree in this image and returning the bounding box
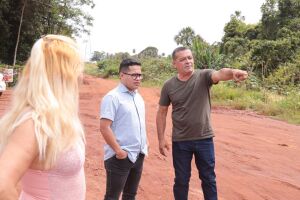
[174,27,200,47]
[138,47,159,58]
[90,51,105,62]
[261,0,279,39]
[0,0,95,65]
[192,38,225,69]
[221,11,255,60]
[250,39,294,78]
[255,0,300,78]
[277,0,300,27]
[222,11,247,40]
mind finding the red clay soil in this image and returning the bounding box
[0,75,300,200]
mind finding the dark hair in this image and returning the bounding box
[119,58,141,73]
[172,46,190,60]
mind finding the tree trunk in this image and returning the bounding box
[13,0,27,66]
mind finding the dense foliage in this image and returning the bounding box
[0,0,94,65]
[171,1,297,94]
[87,0,300,123]
[219,0,300,93]
[94,0,300,93]
[1,0,299,121]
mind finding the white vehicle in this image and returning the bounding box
[0,73,6,97]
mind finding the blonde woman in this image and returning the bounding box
[0,35,86,200]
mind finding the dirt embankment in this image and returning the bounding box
[0,75,299,200]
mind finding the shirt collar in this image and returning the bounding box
[118,83,137,95]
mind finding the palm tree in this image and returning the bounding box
[174,27,196,47]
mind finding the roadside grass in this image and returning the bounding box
[84,62,101,77]
[211,83,300,125]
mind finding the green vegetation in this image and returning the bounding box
[211,83,300,124]
[84,62,102,77]
[85,62,300,124]
[1,0,300,124]
[0,0,94,65]
[140,57,176,86]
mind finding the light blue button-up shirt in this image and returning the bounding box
[100,83,148,163]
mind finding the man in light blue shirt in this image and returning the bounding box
[100,58,148,200]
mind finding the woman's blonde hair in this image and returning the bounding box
[0,35,85,167]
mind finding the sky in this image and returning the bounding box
[77,0,266,60]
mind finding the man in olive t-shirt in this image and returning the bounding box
[156,46,248,200]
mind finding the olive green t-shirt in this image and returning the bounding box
[159,69,215,141]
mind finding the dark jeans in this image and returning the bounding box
[172,138,217,200]
[104,153,145,200]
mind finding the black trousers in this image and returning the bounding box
[104,153,145,200]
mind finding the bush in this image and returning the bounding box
[264,62,300,95]
[97,59,120,78]
[140,57,176,86]
[84,62,101,77]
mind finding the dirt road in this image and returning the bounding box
[1,75,299,200]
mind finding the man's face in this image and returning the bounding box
[120,65,143,91]
[172,49,194,75]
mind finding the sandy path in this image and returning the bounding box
[0,75,299,200]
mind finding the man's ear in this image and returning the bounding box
[172,61,177,69]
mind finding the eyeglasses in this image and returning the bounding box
[123,72,143,80]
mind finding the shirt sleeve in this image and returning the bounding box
[204,69,216,86]
[100,94,118,121]
[159,81,171,106]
